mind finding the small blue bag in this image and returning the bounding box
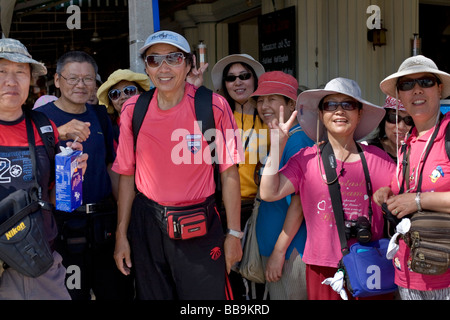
[341,238,397,298]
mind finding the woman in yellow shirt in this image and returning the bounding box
[212,54,268,206]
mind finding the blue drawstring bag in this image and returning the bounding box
[341,238,397,298]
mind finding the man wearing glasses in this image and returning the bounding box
[38,51,133,300]
[112,30,244,300]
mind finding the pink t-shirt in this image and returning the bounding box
[391,112,450,291]
[280,144,395,268]
[112,83,243,206]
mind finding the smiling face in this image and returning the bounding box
[224,63,255,105]
[397,72,443,126]
[144,43,191,97]
[319,93,362,139]
[0,59,31,115]
[256,94,296,125]
[55,61,96,105]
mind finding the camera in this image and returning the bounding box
[344,216,372,243]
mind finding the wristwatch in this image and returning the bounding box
[226,229,244,239]
[415,192,423,213]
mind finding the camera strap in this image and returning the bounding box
[320,141,373,254]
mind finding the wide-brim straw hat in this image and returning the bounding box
[380,55,450,99]
[211,54,265,92]
[296,77,385,142]
[97,69,151,114]
[0,38,47,76]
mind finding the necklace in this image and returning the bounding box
[318,143,353,185]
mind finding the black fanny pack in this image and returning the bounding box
[139,194,216,240]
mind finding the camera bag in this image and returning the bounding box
[321,142,396,298]
[0,115,55,277]
[398,117,450,275]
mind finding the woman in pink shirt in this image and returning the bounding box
[260,77,395,300]
[375,55,450,300]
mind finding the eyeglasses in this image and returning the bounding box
[59,74,96,86]
[397,76,439,91]
[144,52,185,68]
[386,113,414,126]
[321,101,361,111]
[224,72,252,82]
[108,85,138,101]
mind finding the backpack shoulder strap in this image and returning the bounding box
[26,108,56,161]
[194,86,214,137]
[132,88,156,151]
[194,86,221,193]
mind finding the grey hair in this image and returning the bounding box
[56,51,98,74]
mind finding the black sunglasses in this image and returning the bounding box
[108,85,138,101]
[321,101,361,112]
[224,72,252,82]
[386,113,414,126]
[397,76,439,92]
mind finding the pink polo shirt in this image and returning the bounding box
[112,83,243,206]
[280,144,395,268]
[391,112,450,291]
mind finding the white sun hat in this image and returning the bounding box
[296,77,385,142]
[380,55,450,99]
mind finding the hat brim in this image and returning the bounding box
[211,54,265,92]
[296,89,385,142]
[380,67,450,99]
[139,40,190,56]
[97,70,151,113]
[0,52,47,76]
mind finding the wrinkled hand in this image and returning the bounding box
[58,119,91,142]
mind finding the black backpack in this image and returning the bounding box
[131,86,222,198]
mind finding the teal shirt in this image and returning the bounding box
[255,124,314,259]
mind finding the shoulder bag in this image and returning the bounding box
[322,142,397,298]
[0,115,54,277]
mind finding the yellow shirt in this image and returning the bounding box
[234,110,270,199]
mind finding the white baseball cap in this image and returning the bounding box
[139,30,191,55]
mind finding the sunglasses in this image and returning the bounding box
[321,101,361,112]
[224,72,252,82]
[397,76,439,91]
[386,113,414,126]
[144,52,185,68]
[108,85,138,101]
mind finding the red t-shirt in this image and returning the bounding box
[112,83,243,206]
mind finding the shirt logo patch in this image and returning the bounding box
[186,134,201,154]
